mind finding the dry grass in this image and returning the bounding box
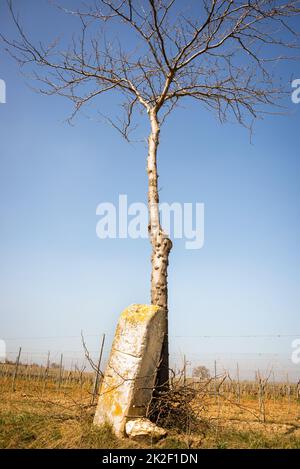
[0,377,299,449]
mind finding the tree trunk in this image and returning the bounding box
[147,109,172,390]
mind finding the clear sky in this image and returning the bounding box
[0,1,299,379]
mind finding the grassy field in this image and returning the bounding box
[0,376,300,449]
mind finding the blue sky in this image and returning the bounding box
[0,0,299,378]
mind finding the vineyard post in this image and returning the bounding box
[43,351,50,393]
[57,353,63,390]
[12,347,22,392]
[91,334,105,405]
[296,380,300,400]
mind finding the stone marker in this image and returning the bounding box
[125,418,167,442]
[93,304,165,437]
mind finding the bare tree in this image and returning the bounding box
[192,365,210,381]
[2,0,300,388]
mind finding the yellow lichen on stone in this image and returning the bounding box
[112,401,123,417]
[121,304,160,324]
[99,378,123,418]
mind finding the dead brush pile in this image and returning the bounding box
[147,375,212,436]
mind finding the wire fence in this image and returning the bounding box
[2,332,299,380]
[0,332,299,435]
[1,332,299,378]
[1,343,300,425]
